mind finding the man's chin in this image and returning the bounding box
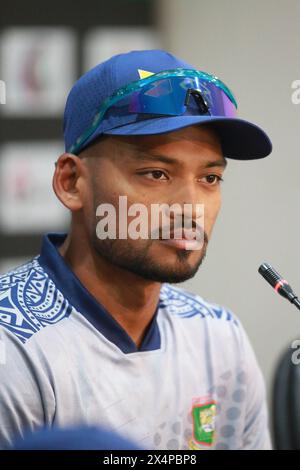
[126,253,206,284]
[92,236,207,283]
[152,269,199,284]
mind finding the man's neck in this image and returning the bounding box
[58,231,162,348]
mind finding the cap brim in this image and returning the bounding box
[103,115,272,160]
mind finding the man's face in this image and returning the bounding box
[80,124,226,283]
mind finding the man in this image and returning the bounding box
[0,49,272,450]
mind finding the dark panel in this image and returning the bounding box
[0,119,64,142]
[0,0,154,28]
[0,233,44,259]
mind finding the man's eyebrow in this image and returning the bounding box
[130,151,227,169]
[204,159,227,169]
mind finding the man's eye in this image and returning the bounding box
[201,174,224,185]
[140,170,168,180]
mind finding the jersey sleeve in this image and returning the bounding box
[237,320,272,450]
[0,327,54,449]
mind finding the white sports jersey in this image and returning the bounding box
[0,233,271,450]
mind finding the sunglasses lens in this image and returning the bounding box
[105,76,237,122]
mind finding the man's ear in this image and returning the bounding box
[52,153,87,211]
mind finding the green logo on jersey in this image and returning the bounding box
[192,401,216,447]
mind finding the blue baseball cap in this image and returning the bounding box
[63,49,272,160]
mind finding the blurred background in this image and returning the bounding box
[1,0,300,446]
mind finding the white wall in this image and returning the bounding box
[157,0,300,427]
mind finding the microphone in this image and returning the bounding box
[258,262,300,311]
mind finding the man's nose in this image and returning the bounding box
[169,183,204,221]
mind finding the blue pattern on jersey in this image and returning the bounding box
[160,284,239,326]
[0,258,72,343]
[0,236,238,345]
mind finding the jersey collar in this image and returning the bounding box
[38,232,162,354]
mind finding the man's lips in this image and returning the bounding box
[158,228,203,250]
[159,239,192,250]
[159,228,199,240]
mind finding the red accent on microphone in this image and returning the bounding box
[274,279,288,292]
